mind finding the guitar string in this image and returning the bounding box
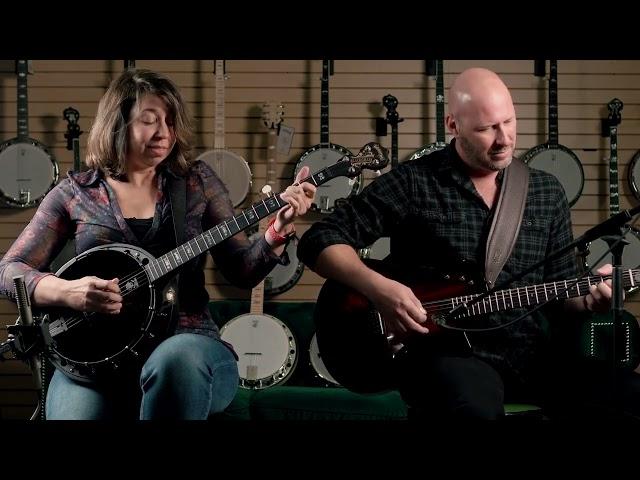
[421,271,635,317]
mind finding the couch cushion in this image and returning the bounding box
[210,387,255,421]
[250,386,407,420]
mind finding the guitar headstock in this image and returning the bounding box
[261,102,284,130]
[383,94,403,127]
[332,142,389,179]
[607,97,624,126]
[63,107,82,149]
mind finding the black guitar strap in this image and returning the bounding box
[484,158,530,287]
[166,173,186,333]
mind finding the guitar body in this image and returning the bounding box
[315,260,470,394]
[44,243,176,383]
[196,149,252,207]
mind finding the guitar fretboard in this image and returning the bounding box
[428,270,640,319]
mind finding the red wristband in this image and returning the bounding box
[267,217,294,244]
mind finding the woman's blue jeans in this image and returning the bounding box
[46,333,239,420]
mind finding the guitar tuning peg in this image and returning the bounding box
[261,184,273,196]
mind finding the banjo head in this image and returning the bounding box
[294,144,361,213]
[220,313,298,389]
[522,144,584,207]
[0,137,59,208]
[197,149,252,207]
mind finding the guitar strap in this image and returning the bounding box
[484,157,530,287]
[166,173,186,333]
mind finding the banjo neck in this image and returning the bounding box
[214,60,227,151]
[16,60,32,141]
[606,98,624,217]
[320,59,333,149]
[548,59,559,147]
[251,101,284,313]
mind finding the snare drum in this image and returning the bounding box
[220,313,298,390]
[583,225,640,294]
[309,333,340,387]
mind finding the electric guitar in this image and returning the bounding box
[314,259,640,394]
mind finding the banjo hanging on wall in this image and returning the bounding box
[0,60,59,208]
[522,60,584,207]
[196,60,252,207]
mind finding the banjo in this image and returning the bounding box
[409,59,447,160]
[0,60,59,208]
[294,60,362,213]
[196,60,252,207]
[522,60,584,207]
[221,126,298,388]
[41,142,388,383]
[252,102,304,296]
[584,99,640,286]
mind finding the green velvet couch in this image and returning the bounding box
[207,300,561,420]
[208,300,409,420]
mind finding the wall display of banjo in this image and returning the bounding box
[196,60,252,207]
[409,59,447,160]
[0,60,59,208]
[294,60,362,213]
[39,143,387,383]
[359,93,403,262]
[579,98,640,370]
[522,60,584,207]
[220,102,301,389]
[584,98,640,282]
[254,102,304,296]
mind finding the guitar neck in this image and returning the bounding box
[16,60,29,139]
[431,270,639,319]
[548,60,559,146]
[214,60,226,150]
[435,59,445,144]
[320,60,331,148]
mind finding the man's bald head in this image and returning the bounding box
[448,68,514,124]
[445,68,517,174]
